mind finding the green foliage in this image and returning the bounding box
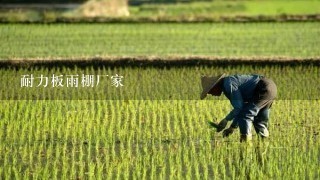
[0,98,319,178]
[1,65,319,100]
[0,15,319,179]
[0,65,319,179]
[131,0,320,17]
[1,0,320,23]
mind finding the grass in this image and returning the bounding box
[1,0,320,22]
[1,2,320,177]
[1,23,320,59]
[131,0,320,17]
[0,64,319,100]
[0,94,319,178]
[0,64,319,179]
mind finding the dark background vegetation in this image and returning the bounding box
[0,0,211,4]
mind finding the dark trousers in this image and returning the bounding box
[236,77,277,137]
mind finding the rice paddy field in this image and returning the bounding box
[1,23,320,59]
[1,0,320,23]
[0,22,320,179]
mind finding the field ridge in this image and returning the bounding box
[1,56,320,68]
[1,14,320,23]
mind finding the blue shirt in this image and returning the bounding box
[222,74,263,125]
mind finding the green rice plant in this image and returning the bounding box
[0,64,319,179]
[0,23,320,59]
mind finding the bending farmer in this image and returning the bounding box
[200,74,277,142]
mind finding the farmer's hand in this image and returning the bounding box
[223,127,236,137]
[216,119,228,132]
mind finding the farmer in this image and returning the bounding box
[200,74,277,142]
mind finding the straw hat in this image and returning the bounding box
[200,73,226,100]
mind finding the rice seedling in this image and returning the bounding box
[0,64,319,179]
[0,23,319,59]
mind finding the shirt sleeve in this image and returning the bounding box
[223,78,243,122]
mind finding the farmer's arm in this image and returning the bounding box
[223,78,243,127]
[224,90,242,128]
